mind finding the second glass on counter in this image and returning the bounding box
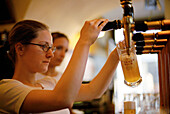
[117,40,142,87]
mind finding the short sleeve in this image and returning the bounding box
[0,79,34,114]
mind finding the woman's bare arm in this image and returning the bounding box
[20,19,108,113]
[75,48,119,101]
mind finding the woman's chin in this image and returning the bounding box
[39,67,48,73]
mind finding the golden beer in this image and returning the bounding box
[124,101,136,114]
[120,53,141,82]
[117,40,142,87]
[124,109,136,114]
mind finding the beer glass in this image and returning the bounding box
[124,101,136,114]
[117,40,142,87]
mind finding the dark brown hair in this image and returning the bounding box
[52,32,69,42]
[8,20,49,64]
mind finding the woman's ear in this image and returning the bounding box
[15,42,25,56]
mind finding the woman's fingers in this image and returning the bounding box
[87,19,108,30]
[117,40,126,49]
[95,19,108,30]
[79,19,109,46]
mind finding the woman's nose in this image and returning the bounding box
[46,49,54,58]
[60,50,65,57]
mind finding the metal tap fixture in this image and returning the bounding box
[101,0,169,56]
[120,0,134,55]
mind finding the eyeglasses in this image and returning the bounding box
[23,42,56,53]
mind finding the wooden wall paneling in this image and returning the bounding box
[158,38,170,113]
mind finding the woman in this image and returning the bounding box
[0,19,119,114]
[35,32,71,114]
[35,32,69,81]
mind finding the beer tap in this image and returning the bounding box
[132,20,170,31]
[120,0,134,55]
[100,0,169,56]
[132,31,170,41]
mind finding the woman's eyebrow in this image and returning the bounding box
[39,41,53,46]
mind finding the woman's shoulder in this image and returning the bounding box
[0,79,39,114]
[0,79,40,92]
[0,79,33,92]
[0,79,22,86]
[36,76,57,90]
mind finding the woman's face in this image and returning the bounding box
[21,30,54,73]
[49,37,69,67]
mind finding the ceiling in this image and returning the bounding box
[0,0,165,40]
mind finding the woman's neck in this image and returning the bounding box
[43,66,58,77]
[12,71,44,88]
[12,63,37,87]
[13,73,36,86]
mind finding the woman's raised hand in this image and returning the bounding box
[79,19,108,46]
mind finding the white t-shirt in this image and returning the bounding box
[0,77,70,114]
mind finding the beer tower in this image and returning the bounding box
[101,0,170,112]
[120,0,170,113]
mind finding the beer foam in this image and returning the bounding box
[120,53,135,61]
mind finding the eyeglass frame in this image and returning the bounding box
[22,42,56,53]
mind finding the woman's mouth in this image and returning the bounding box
[43,61,50,64]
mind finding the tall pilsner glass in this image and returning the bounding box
[117,40,142,87]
